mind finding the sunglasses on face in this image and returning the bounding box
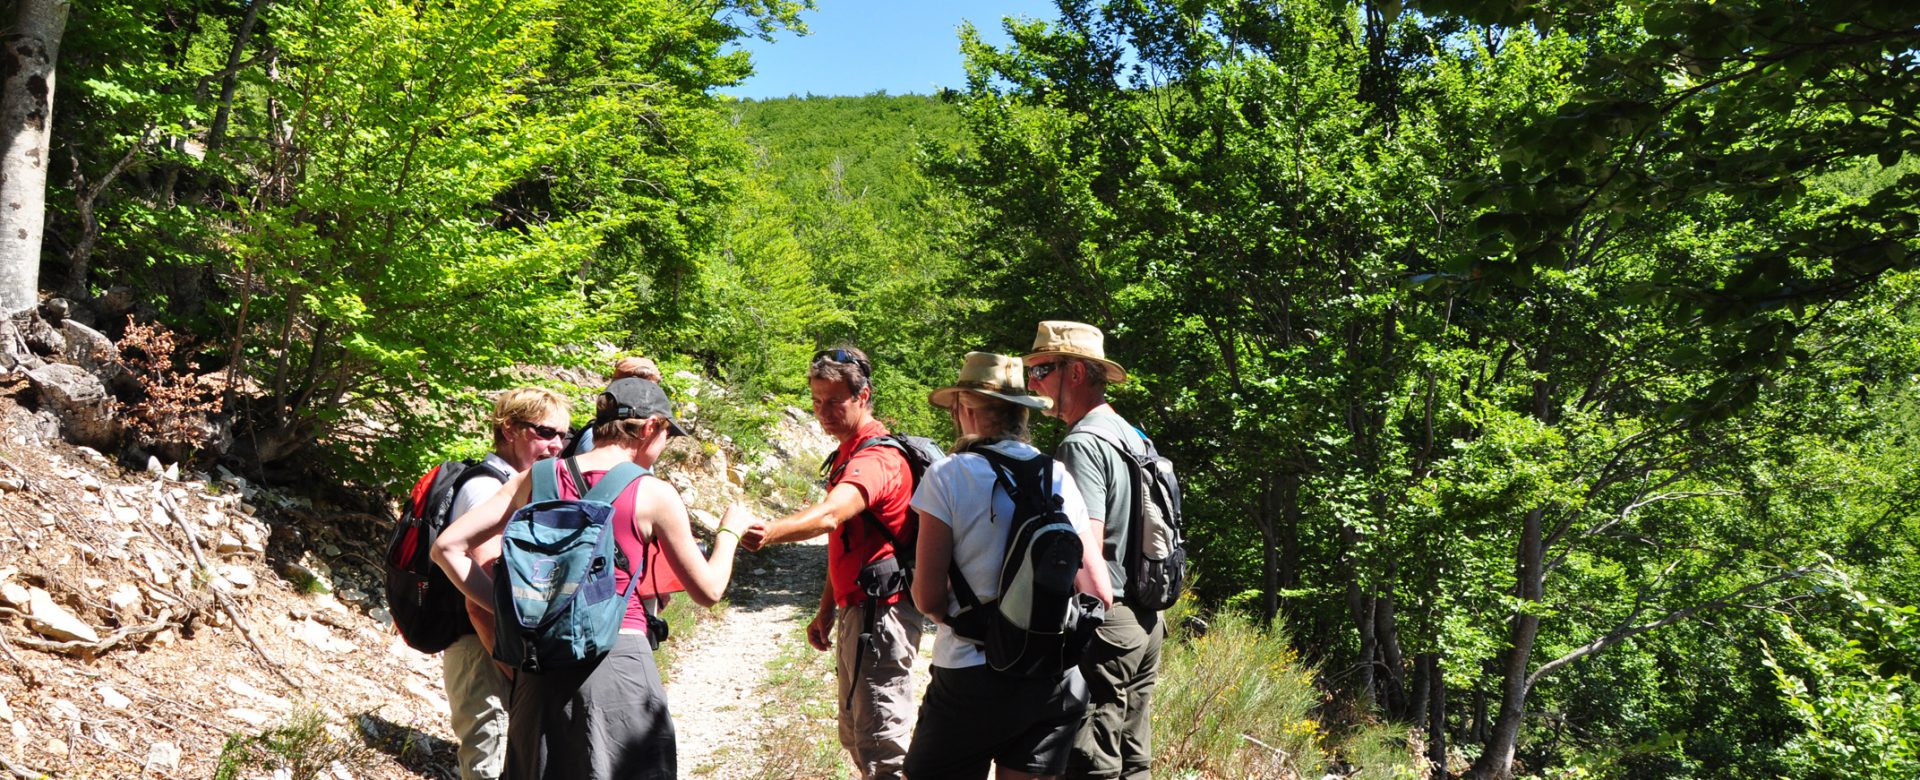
[1028,362,1061,381]
[812,348,871,378]
[521,422,569,441]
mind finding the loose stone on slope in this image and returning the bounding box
[26,588,100,644]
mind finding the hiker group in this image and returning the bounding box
[384,322,1187,780]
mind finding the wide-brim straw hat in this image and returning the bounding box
[929,352,1053,410]
[1023,320,1128,384]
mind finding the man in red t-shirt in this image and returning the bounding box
[740,345,924,780]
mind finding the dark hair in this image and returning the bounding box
[809,344,871,398]
[592,416,657,445]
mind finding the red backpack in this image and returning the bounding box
[383,459,511,653]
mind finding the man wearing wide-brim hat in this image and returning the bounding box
[1024,321,1163,780]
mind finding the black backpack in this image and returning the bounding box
[383,458,512,653]
[946,446,1105,678]
[1076,427,1188,611]
[821,433,946,591]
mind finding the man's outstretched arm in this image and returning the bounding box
[738,482,868,550]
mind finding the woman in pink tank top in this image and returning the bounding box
[434,377,750,780]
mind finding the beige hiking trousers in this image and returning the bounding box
[834,599,925,780]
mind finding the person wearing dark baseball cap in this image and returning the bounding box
[596,377,689,437]
[434,375,747,779]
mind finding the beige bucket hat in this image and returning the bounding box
[1023,320,1128,384]
[929,352,1053,410]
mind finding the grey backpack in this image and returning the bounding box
[945,445,1105,678]
[1078,427,1187,611]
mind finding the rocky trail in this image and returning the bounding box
[667,536,830,777]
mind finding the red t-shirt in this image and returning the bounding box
[826,420,915,608]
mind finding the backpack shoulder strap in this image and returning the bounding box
[1068,425,1138,460]
[825,434,896,484]
[828,435,913,555]
[530,458,561,503]
[479,457,513,482]
[971,446,1051,507]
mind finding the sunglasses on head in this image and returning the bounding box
[1028,361,1062,381]
[521,422,569,441]
[812,348,871,377]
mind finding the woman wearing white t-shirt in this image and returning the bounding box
[905,352,1113,780]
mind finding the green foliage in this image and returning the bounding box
[1765,585,1920,779]
[1157,608,1422,779]
[55,0,806,487]
[934,1,1920,777]
[1157,610,1327,778]
[727,95,979,438]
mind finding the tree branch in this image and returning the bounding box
[1526,566,1815,689]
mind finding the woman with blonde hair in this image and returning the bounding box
[434,377,748,779]
[441,386,571,780]
[905,353,1111,780]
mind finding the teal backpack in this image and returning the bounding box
[491,457,648,672]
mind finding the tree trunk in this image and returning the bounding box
[1375,569,1409,715]
[1427,654,1448,779]
[1258,475,1281,624]
[1471,363,1555,779]
[0,0,68,316]
[1344,521,1377,700]
[1471,686,1487,744]
[1469,508,1544,779]
[206,0,270,152]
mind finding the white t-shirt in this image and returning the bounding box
[909,439,1090,669]
[449,453,514,521]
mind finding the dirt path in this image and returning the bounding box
[667,531,937,779]
[668,535,833,777]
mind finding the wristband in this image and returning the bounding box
[717,527,741,541]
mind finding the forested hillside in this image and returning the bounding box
[1,0,1916,778]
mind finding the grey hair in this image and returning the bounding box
[1076,358,1111,395]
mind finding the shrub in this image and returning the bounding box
[1155,609,1329,779]
[119,317,224,462]
[1764,587,1920,779]
[212,705,372,780]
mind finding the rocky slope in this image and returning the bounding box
[0,368,843,779]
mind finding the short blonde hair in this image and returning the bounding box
[491,387,569,446]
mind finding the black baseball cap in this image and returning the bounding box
[595,377,689,437]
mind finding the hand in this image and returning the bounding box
[807,606,835,651]
[719,502,752,533]
[739,521,771,552]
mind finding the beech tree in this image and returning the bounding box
[0,0,68,316]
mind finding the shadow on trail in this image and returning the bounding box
[356,711,458,779]
[722,540,830,616]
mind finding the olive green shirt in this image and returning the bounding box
[1055,409,1142,598]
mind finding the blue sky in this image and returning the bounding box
[724,1,1061,100]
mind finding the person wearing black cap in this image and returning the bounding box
[433,377,749,780]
